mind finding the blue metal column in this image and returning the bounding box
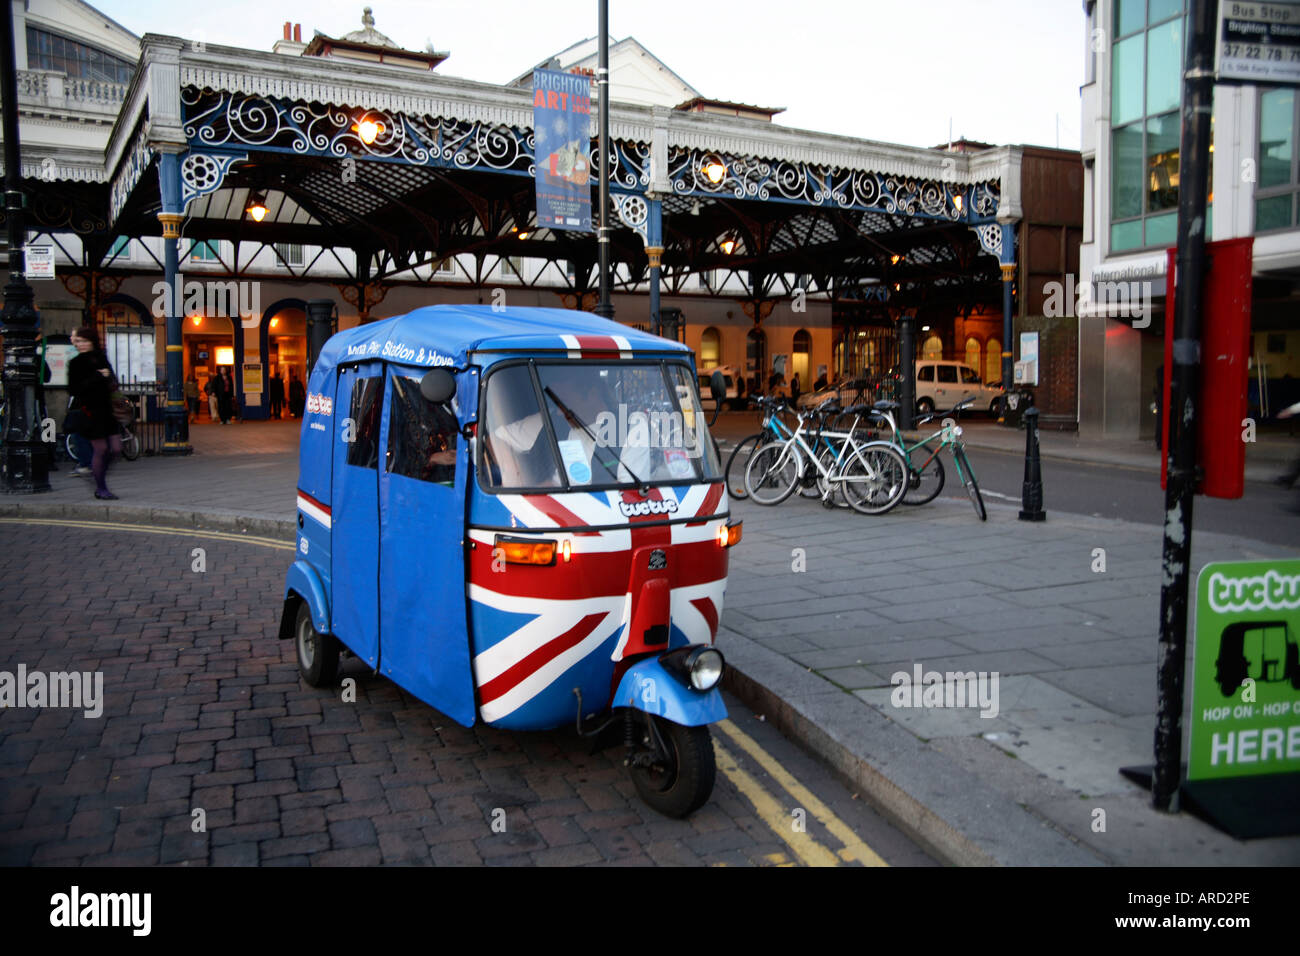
[157,150,191,454]
[999,222,1016,424]
[646,198,663,336]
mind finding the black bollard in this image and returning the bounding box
[1019,405,1046,521]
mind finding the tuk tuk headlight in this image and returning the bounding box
[687,647,724,691]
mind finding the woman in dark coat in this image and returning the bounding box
[67,326,122,499]
[288,371,306,418]
[217,367,236,424]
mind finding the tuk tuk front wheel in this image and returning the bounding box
[628,715,716,819]
[295,602,339,687]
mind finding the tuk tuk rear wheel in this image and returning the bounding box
[629,716,716,819]
[295,602,339,688]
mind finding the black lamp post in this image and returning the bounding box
[1,0,50,493]
[593,0,614,320]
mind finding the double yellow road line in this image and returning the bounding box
[0,517,294,551]
[712,718,886,867]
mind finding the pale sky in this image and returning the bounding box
[90,0,1086,151]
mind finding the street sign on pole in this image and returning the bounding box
[1215,0,1300,85]
[23,244,54,279]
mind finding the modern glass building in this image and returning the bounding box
[1081,0,1300,439]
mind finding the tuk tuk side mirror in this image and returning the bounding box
[420,368,456,404]
[709,370,726,404]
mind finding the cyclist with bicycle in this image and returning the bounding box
[67,326,123,500]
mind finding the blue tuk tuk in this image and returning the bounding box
[280,305,741,816]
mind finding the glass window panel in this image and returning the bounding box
[1148,0,1182,22]
[1112,36,1145,125]
[1116,0,1145,37]
[1256,194,1293,231]
[668,364,719,478]
[346,378,383,469]
[1111,219,1144,251]
[1112,123,1145,219]
[1147,112,1180,212]
[535,363,704,488]
[937,366,958,383]
[1260,89,1295,188]
[481,364,555,489]
[1145,211,1177,247]
[1146,19,1182,115]
[386,375,457,485]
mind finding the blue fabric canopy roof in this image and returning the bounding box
[314,304,691,374]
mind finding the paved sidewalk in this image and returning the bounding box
[6,420,1299,865]
[956,420,1297,482]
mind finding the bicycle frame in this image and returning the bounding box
[872,406,976,488]
[757,407,883,502]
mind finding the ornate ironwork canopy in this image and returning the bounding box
[29,34,1023,316]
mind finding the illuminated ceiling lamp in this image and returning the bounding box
[952,192,964,214]
[246,190,268,223]
[351,115,385,145]
[890,254,902,265]
[702,156,727,185]
[719,235,737,255]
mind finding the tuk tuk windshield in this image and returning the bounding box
[481,361,721,491]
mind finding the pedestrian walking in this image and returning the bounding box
[269,372,285,420]
[790,373,801,405]
[288,370,306,418]
[185,374,200,423]
[66,326,122,500]
[205,374,220,422]
[217,367,235,424]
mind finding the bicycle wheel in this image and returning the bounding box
[901,451,944,506]
[743,442,801,505]
[952,445,986,521]
[724,433,766,500]
[65,432,78,460]
[840,443,908,515]
[120,429,141,461]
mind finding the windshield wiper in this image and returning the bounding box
[542,386,648,494]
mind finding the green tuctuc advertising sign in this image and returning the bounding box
[1189,559,1300,780]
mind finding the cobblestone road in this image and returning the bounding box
[0,520,933,867]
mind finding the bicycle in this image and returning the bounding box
[742,398,908,515]
[726,396,844,503]
[868,397,985,520]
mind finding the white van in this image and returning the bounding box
[915,361,1003,415]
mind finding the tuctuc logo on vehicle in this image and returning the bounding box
[306,393,333,416]
[618,498,678,517]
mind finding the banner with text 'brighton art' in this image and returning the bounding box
[533,68,592,232]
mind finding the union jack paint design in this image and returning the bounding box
[559,333,634,360]
[467,482,729,728]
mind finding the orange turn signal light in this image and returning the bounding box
[494,536,556,566]
[717,521,743,548]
